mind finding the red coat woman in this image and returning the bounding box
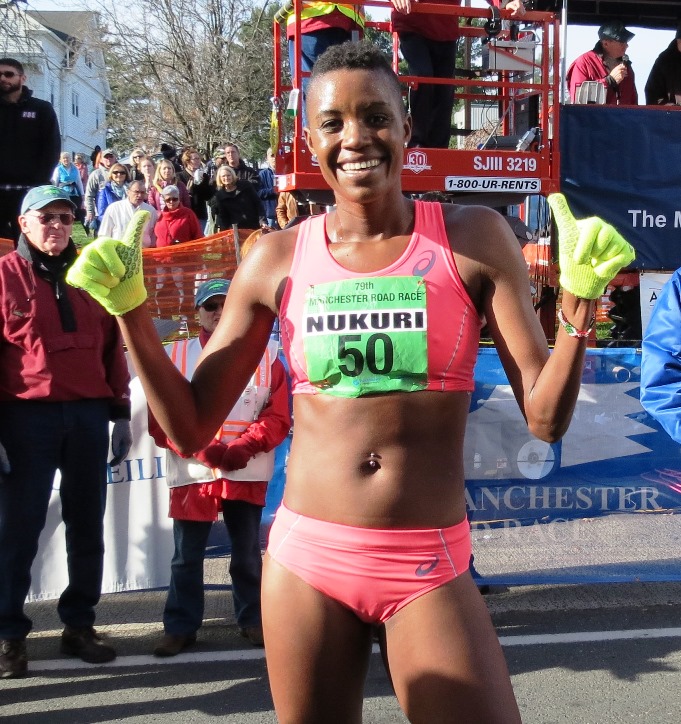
[154,186,203,247]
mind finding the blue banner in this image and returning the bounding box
[253,348,681,529]
[211,347,681,583]
[560,105,681,271]
[465,348,680,525]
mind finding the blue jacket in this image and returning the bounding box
[258,166,277,223]
[96,182,127,220]
[640,269,681,443]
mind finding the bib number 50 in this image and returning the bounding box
[338,334,394,377]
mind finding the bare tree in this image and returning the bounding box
[99,0,278,158]
[0,2,44,58]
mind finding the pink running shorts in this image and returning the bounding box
[267,503,471,624]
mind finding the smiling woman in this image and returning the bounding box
[67,40,635,724]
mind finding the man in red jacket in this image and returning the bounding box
[0,185,132,678]
[567,21,638,105]
[149,279,291,655]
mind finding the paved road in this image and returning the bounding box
[5,577,681,723]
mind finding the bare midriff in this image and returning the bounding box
[282,389,472,529]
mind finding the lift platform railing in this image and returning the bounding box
[272,1,561,200]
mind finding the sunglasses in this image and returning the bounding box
[29,212,75,225]
[132,155,143,160]
[0,70,19,78]
[201,301,224,312]
[164,196,180,202]
[111,171,127,176]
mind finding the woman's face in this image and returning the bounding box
[304,68,410,205]
[61,153,71,166]
[110,165,128,184]
[159,162,174,181]
[140,160,155,179]
[188,152,202,170]
[218,167,236,189]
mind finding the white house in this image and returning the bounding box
[1,9,110,158]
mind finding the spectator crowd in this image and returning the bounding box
[67,141,313,249]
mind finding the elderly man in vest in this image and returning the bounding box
[149,279,291,655]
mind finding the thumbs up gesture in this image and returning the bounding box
[67,210,150,315]
[547,194,635,300]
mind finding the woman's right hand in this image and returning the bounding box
[67,210,150,315]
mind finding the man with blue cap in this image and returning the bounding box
[567,20,638,105]
[0,185,132,678]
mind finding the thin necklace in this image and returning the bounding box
[333,214,344,244]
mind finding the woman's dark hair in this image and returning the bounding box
[181,147,199,168]
[309,41,405,112]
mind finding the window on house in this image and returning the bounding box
[84,51,93,69]
[72,91,79,117]
[95,106,100,130]
[50,84,55,106]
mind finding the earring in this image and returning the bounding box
[404,142,408,148]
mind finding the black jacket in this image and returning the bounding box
[209,181,264,231]
[645,40,681,105]
[0,87,61,185]
[178,168,213,221]
[232,160,261,191]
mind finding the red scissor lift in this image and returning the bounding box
[273,2,560,197]
[272,1,562,335]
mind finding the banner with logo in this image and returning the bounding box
[27,357,290,602]
[466,348,665,525]
[466,347,681,584]
[29,346,681,599]
[560,105,681,271]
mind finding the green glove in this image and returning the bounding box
[547,193,636,300]
[66,210,150,315]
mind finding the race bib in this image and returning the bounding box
[302,276,428,397]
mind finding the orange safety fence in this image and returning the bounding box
[142,228,254,335]
[2,231,642,338]
[522,239,557,291]
[0,230,253,338]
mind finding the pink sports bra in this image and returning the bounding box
[279,200,481,397]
